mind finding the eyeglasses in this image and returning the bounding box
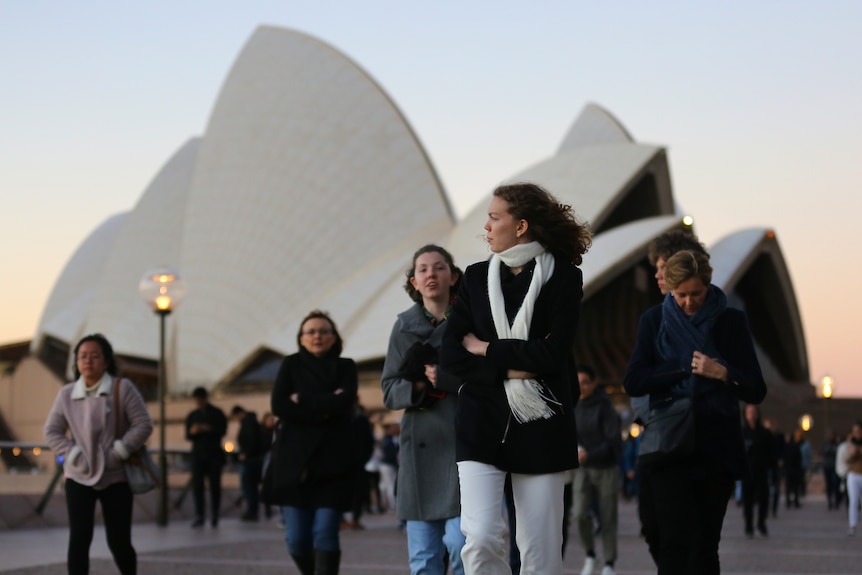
[301,329,333,336]
[77,354,103,361]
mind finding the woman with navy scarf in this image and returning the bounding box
[624,250,766,575]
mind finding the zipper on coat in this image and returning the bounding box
[501,411,512,444]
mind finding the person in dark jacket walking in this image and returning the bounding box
[741,404,774,537]
[269,310,358,575]
[186,386,228,528]
[784,429,805,509]
[573,365,622,575]
[624,250,766,575]
[441,182,591,575]
[231,405,264,521]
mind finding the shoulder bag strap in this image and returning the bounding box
[113,378,124,440]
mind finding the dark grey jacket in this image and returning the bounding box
[574,389,621,468]
[381,303,460,521]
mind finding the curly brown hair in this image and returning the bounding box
[403,244,463,303]
[493,182,591,265]
[647,228,708,266]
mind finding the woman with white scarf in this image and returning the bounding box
[440,182,591,575]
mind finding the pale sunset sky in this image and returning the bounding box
[1,2,860,395]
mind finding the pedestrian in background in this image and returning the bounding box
[573,365,621,575]
[845,422,862,536]
[822,430,841,510]
[186,386,228,528]
[741,404,773,537]
[230,404,265,521]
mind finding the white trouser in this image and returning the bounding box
[379,463,398,512]
[458,460,566,575]
[848,471,862,528]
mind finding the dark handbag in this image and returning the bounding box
[637,395,695,466]
[398,341,446,409]
[114,382,160,494]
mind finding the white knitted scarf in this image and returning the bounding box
[488,241,559,423]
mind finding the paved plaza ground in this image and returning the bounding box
[1,493,859,574]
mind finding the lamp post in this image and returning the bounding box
[139,267,186,527]
[821,375,834,434]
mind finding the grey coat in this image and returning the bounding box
[381,303,461,521]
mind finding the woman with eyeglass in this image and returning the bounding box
[269,310,358,575]
[44,333,153,575]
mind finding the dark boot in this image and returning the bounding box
[290,553,315,575]
[314,550,341,575]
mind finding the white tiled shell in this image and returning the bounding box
[77,139,200,360]
[175,26,453,390]
[33,213,129,351]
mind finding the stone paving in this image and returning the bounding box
[1,494,860,574]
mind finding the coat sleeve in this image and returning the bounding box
[300,359,358,419]
[117,380,154,453]
[715,310,767,405]
[484,263,583,377]
[44,388,73,457]
[623,308,689,398]
[440,264,505,386]
[381,318,423,410]
[586,399,623,463]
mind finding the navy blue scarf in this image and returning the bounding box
[657,284,727,395]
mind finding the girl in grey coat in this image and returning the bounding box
[381,245,466,575]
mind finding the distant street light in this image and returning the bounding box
[821,375,834,433]
[799,414,813,433]
[139,267,187,527]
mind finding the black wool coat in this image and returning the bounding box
[440,257,583,474]
[624,304,767,479]
[269,349,358,510]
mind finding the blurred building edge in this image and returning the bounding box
[0,25,843,462]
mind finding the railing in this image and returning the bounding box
[0,441,241,515]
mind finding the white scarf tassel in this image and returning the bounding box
[488,242,558,424]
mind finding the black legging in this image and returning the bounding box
[65,479,136,575]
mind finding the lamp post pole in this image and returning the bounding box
[821,375,834,435]
[157,309,170,527]
[139,267,186,529]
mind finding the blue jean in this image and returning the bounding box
[406,517,466,575]
[282,506,342,554]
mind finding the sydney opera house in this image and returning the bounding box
[0,26,819,457]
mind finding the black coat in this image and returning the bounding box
[185,403,228,464]
[624,304,767,478]
[269,349,358,510]
[236,411,264,461]
[440,257,583,474]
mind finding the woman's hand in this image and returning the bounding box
[290,393,300,403]
[424,364,437,386]
[691,351,728,382]
[462,333,489,357]
[507,369,538,380]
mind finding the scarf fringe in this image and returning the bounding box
[505,378,561,424]
[489,244,557,424]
